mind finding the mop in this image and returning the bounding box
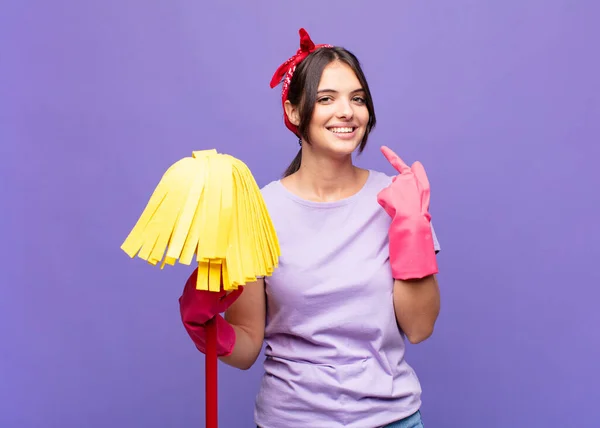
[120,149,280,427]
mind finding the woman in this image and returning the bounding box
[179,28,441,428]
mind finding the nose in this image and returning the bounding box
[336,99,354,120]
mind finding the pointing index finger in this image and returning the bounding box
[380,146,410,174]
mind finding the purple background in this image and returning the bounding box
[2,1,599,427]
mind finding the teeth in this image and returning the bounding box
[329,127,354,133]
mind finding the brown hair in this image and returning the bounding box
[282,47,377,177]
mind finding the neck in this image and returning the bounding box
[286,145,366,203]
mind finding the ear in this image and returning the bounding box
[284,100,300,126]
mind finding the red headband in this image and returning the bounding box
[270,28,333,136]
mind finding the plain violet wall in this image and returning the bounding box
[2,1,599,427]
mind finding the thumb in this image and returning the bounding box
[376,188,396,217]
[217,286,244,312]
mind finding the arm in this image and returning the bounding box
[393,274,440,344]
[220,278,266,370]
[375,146,442,344]
[394,225,441,344]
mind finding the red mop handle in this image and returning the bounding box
[206,317,218,428]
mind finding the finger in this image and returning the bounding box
[218,286,244,310]
[411,162,431,210]
[380,146,410,174]
[411,161,430,191]
[180,268,200,302]
[376,189,396,217]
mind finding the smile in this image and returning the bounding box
[327,127,356,134]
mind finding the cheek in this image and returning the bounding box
[358,107,370,124]
[310,106,332,126]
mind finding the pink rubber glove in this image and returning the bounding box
[178,268,243,356]
[377,146,438,280]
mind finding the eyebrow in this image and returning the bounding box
[317,88,365,94]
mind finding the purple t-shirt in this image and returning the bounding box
[254,169,440,428]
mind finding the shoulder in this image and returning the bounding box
[259,180,289,214]
[363,169,394,194]
[260,179,282,202]
[368,169,394,185]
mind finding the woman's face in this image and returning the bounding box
[306,61,370,158]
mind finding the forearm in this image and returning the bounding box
[219,323,263,371]
[393,274,440,344]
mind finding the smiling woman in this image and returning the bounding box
[279,44,377,178]
[177,28,441,428]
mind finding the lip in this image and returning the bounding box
[327,123,358,129]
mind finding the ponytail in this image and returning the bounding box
[282,148,302,178]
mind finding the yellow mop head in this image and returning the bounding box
[120,149,280,292]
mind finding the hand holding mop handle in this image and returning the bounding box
[120,149,280,428]
[178,268,243,356]
[179,270,243,427]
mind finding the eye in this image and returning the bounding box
[317,96,333,103]
[353,96,366,104]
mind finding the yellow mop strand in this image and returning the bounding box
[120,148,280,291]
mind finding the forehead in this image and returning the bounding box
[318,61,361,90]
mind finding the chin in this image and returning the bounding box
[331,142,361,157]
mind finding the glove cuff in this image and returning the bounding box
[388,215,438,280]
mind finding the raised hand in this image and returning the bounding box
[377,146,431,220]
[377,146,438,280]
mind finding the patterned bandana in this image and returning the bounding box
[269,28,333,136]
